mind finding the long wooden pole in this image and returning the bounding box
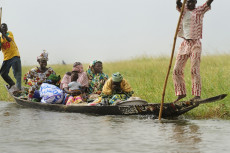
[0,7,2,26]
[158,0,187,120]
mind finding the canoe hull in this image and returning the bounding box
[7,85,227,118]
[13,96,198,117]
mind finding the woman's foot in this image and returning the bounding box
[173,94,186,103]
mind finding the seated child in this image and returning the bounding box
[66,81,83,105]
[64,70,86,105]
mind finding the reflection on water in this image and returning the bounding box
[171,121,201,144]
[0,101,230,153]
[158,120,202,152]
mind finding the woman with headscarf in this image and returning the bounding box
[60,62,88,90]
[24,50,56,100]
[100,72,134,105]
[86,60,108,100]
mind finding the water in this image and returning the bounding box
[0,101,230,153]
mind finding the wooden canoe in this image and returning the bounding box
[6,85,227,118]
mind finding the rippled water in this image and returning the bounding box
[0,101,230,153]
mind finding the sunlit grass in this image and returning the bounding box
[0,54,229,119]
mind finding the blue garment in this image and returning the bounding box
[0,56,21,89]
[109,94,130,105]
[39,83,64,104]
[33,90,41,99]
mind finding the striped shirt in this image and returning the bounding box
[177,2,211,40]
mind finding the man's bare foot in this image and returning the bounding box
[173,95,186,103]
[190,96,201,101]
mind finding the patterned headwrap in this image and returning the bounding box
[112,72,123,82]
[37,50,48,61]
[72,62,83,73]
[46,74,61,85]
[88,60,102,69]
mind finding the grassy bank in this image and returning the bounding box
[0,55,229,119]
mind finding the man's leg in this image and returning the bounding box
[173,53,189,101]
[173,40,193,102]
[12,57,22,90]
[190,40,202,98]
[0,59,15,88]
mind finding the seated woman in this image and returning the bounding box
[60,62,88,97]
[101,72,134,105]
[86,60,108,100]
[24,51,56,100]
[39,74,64,104]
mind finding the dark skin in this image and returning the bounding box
[174,0,214,102]
[176,0,214,10]
[38,59,48,73]
[0,24,12,51]
[93,62,103,74]
[112,81,123,94]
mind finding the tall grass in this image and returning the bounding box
[0,55,229,119]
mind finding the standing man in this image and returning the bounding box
[173,0,214,102]
[0,23,21,92]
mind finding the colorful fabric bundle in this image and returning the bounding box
[39,83,64,104]
[46,74,61,86]
[66,96,83,105]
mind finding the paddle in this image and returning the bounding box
[158,0,187,120]
[0,7,2,25]
[0,7,2,48]
[0,7,2,40]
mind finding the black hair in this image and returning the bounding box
[1,23,7,26]
[66,71,71,76]
[1,23,8,31]
[71,71,79,81]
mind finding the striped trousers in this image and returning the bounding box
[173,39,202,96]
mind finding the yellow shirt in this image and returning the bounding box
[102,78,133,96]
[0,31,20,61]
